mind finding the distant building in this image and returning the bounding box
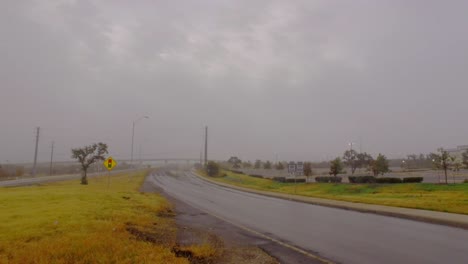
[446,145,468,159]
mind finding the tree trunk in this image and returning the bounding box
[444,168,448,184]
[81,170,88,185]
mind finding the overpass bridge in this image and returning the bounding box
[119,158,201,164]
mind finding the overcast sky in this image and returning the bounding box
[1,0,468,164]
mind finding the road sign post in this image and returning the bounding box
[103,157,117,189]
[288,162,297,194]
[288,162,296,174]
[295,162,304,193]
[296,162,304,176]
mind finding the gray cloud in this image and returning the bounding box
[1,0,468,163]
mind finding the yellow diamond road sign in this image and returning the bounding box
[104,156,117,171]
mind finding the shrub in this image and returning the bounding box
[315,176,330,183]
[315,176,342,183]
[206,161,220,177]
[348,176,376,184]
[403,177,423,183]
[249,174,264,179]
[285,178,306,183]
[273,177,286,183]
[463,179,468,184]
[329,177,342,183]
[376,177,402,184]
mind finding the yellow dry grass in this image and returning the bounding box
[0,171,188,264]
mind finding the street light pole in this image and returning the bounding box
[131,116,149,168]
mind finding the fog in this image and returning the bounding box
[1,0,468,163]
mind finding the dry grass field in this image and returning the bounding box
[0,171,189,263]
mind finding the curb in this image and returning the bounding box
[191,170,468,230]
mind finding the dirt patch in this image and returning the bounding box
[174,226,277,264]
[126,219,176,246]
[172,243,220,264]
[222,246,280,264]
[158,207,176,218]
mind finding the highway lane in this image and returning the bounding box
[150,171,468,264]
[0,169,138,187]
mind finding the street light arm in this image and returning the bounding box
[134,116,149,124]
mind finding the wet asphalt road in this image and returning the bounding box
[150,171,468,264]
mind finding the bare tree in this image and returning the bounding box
[303,162,313,182]
[254,160,262,169]
[343,149,358,174]
[329,158,344,177]
[463,150,468,169]
[71,143,108,185]
[431,148,454,184]
[275,162,284,170]
[369,154,389,177]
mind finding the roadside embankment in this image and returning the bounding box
[195,169,468,229]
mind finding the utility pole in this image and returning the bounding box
[131,121,135,167]
[131,116,149,168]
[49,141,54,176]
[204,126,208,166]
[32,127,40,177]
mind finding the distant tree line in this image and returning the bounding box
[223,147,468,185]
[0,165,25,178]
